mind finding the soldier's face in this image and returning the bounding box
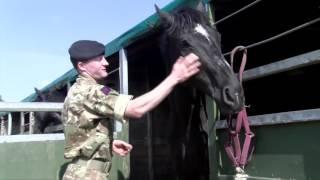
[79,55,109,80]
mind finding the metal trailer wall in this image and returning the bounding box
[0,133,132,180]
[0,134,66,180]
[0,102,130,180]
[210,0,320,179]
[217,120,320,180]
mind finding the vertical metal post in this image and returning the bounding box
[67,82,72,91]
[116,48,129,132]
[8,113,12,135]
[119,48,129,94]
[205,2,220,179]
[29,112,35,134]
[117,48,130,178]
[0,116,5,135]
[20,112,25,134]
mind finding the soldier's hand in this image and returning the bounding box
[170,53,201,83]
[112,140,133,156]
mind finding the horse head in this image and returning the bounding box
[34,88,65,133]
[156,6,245,114]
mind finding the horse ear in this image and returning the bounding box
[155,4,174,26]
[196,1,206,13]
[34,88,41,95]
[34,87,46,101]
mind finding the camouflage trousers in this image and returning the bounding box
[62,159,111,180]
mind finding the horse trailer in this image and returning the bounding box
[0,0,319,179]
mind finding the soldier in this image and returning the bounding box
[62,40,201,180]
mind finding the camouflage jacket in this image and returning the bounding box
[62,74,132,161]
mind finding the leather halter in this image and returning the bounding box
[224,46,255,173]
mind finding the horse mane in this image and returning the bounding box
[163,7,211,36]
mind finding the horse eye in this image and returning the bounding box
[181,40,190,48]
[181,47,193,57]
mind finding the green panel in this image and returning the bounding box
[0,134,133,180]
[0,139,67,180]
[109,123,130,180]
[217,121,320,180]
[206,97,220,180]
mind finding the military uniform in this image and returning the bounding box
[62,74,132,180]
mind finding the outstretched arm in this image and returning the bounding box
[124,53,201,119]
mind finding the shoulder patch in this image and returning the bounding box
[101,86,111,95]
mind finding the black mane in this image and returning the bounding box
[163,7,211,36]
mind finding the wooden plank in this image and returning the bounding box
[0,102,63,112]
[216,108,320,129]
[243,49,320,81]
[218,174,281,180]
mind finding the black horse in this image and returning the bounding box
[34,88,66,133]
[156,6,244,114]
[152,5,245,179]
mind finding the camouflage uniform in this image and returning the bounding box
[62,74,132,180]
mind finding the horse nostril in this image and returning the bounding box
[222,86,235,107]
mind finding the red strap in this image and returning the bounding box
[224,46,255,169]
[225,144,239,166]
[230,46,247,84]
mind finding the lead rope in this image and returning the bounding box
[224,46,255,178]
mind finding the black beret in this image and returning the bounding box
[68,40,105,61]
